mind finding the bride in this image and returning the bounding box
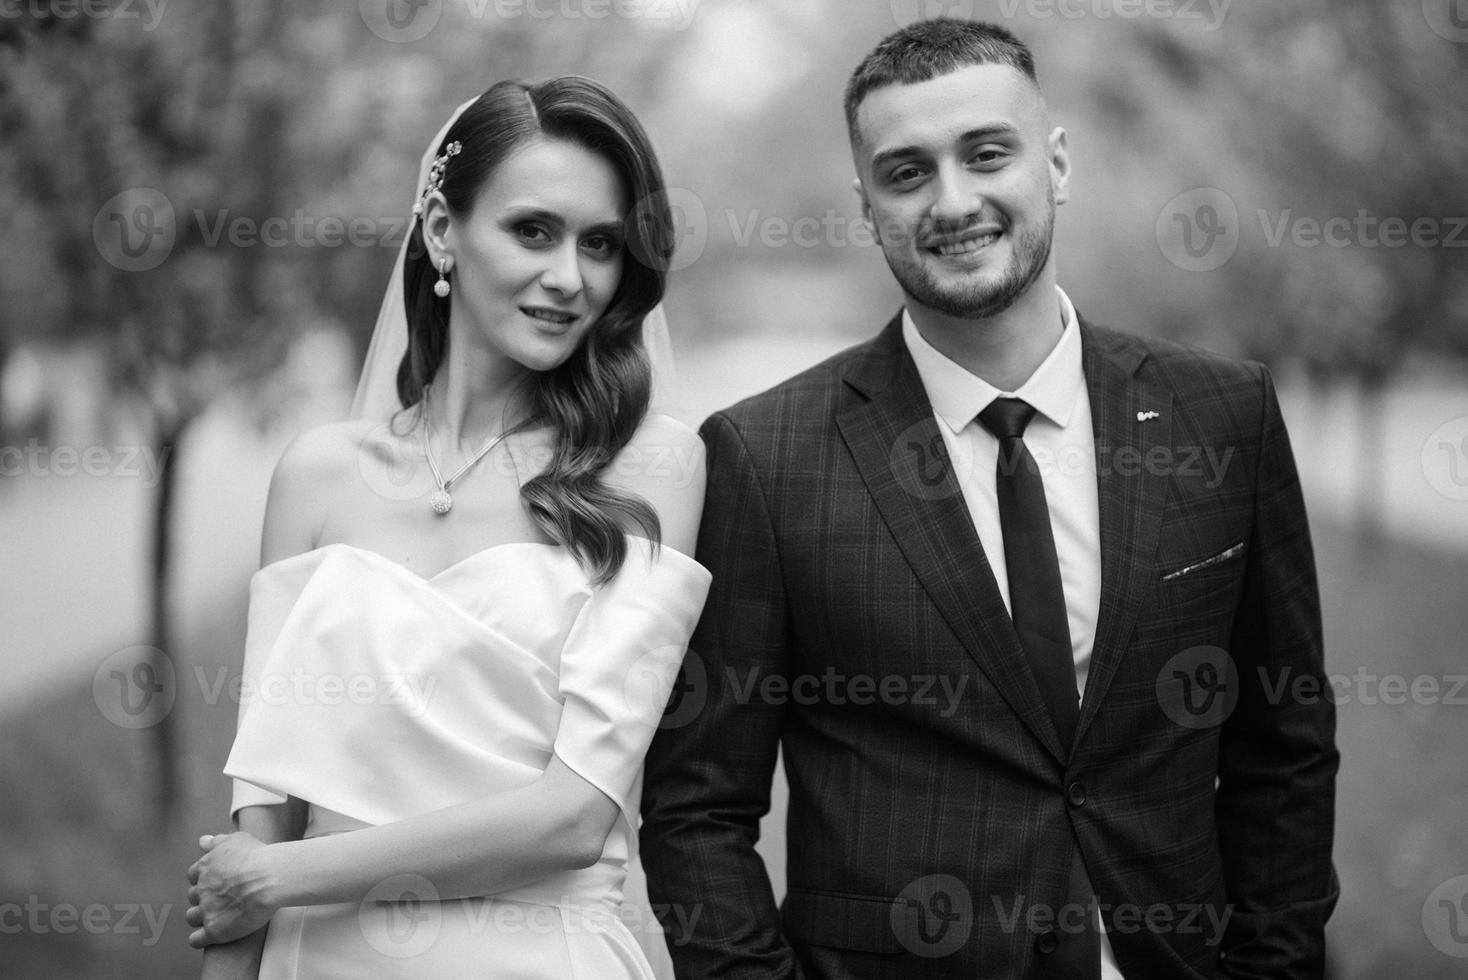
[186,76,709,979]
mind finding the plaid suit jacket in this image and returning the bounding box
[640,313,1339,980]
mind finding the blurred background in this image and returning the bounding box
[1,0,1466,976]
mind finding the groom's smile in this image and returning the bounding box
[850,62,1068,322]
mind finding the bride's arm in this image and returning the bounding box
[188,415,706,948]
[201,753,620,921]
[196,802,303,978]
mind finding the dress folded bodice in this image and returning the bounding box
[224,537,711,910]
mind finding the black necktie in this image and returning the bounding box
[979,397,1099,978]
[977,397,1079,751]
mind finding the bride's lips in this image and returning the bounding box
[922,226,1003,257]
[521,306,580,332]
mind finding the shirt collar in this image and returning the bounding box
[902,287,1085,434]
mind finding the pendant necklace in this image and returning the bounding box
[420,385,506,516]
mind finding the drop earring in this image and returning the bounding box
[434,258,451,298]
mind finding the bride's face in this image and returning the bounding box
[446,136,627,375]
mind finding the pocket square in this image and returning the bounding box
[1160,540,1245,581]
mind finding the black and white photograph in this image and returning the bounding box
[1,1,1465,977]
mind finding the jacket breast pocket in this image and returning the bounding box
[1155,540,1245,615]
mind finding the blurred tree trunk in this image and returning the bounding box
[148,412,186,818]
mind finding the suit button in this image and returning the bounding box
[1067,782,1087,807]
[1036,928,1058,955]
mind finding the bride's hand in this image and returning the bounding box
[186,833,278,947]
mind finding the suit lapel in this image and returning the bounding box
[836,315,1069,762]
[1073,318,1172,746]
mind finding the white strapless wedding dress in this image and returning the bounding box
[221,537,710,979]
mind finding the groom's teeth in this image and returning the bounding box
[932,232,999,255]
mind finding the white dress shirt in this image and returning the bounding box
[901,287,1125,980]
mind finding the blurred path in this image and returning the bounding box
[2,336,1465,718]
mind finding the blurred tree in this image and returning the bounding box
[1090,0,1468,531]
[0,1,308,817]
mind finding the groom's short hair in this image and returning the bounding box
[844,19,1041,143]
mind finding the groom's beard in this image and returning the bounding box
[882,191,1056,321]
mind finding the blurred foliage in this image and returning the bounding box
[1,0,1463,419]
[1110,0,1468,382]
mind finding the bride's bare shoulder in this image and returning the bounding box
[272,417,387,485]
[607,413,705,555]
[261,417,400,562]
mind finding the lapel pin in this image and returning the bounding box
[1136,410,1160,422]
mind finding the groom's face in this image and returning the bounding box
[851,63,1069,320]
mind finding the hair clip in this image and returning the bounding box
[412,140,463,217]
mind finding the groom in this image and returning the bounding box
[641,19,1337,980]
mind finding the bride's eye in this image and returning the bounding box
[581,234,621,259]
[515,223,553,246]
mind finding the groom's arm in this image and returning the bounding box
[641,410,805,980]
[1215,365,1339,979]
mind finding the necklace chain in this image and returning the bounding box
[420,384,507,515]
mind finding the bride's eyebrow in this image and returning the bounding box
[502,206,624,236]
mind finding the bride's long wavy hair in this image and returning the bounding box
[395,77,674,584]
